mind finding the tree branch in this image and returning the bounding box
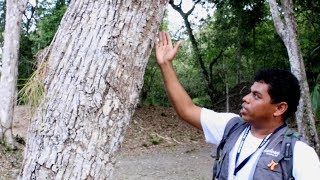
[268,0,286,39]
[169,0,218,106]
[178,0,182,7]
[282,0,298,36]
[169,0,186,17]
[209,49,224,81]
[186,0,201,16]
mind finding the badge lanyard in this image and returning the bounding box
[233,123,287,176]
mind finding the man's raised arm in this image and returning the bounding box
[155,31,202,129]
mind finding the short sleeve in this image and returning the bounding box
[200,108,239,145]
[292,141,320,179]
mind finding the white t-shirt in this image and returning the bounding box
[200,108,320,180]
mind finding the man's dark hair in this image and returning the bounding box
[254,68,301,120]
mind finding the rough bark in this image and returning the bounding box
[268,0,320,154]
[19,0,168,179]
[0,0,28,148]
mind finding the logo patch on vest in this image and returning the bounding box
[267,160,279,171]
[264,148,280,157]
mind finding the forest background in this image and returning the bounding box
[0,0,320,178]
[1,0,317,121]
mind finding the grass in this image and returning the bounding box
[18,63,46,112]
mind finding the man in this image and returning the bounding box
[155,31,320,179]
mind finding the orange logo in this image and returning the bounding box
[267,160,279,171]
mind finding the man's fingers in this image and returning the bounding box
[156,31,181,50]
[158,31,164,46]
[161,31,167,45]
[165,31,171,45]
[174,40,182,52]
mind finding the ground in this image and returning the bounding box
[114,106,214,179]
[0,106,214,180]
[0,82,252,179]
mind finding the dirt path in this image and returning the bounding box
[0,106,216,179]
[113,106,215,179]
[114,144,214,180]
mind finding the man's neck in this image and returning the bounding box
[250,121,284,139]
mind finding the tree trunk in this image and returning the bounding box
[268,0,320,154]
[19,0,168,179]
[0,0,28,148]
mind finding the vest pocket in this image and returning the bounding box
[254,154,282,180]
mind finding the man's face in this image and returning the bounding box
[240,81,277,123]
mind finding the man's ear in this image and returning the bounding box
[273,102,288,117]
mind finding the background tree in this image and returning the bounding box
[169,0,225,108]
[312,75,320,119]
[295,0,320,87]
[165,1,320,144]
[18,0,69,95]
[294,0,320,120]
[19,0,169,179]
[268,0,320,153]
[0,0,28,148]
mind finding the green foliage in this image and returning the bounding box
[142,53,170,106]
[142,1,295,108]
[295,0,320,89]
[312,75,320,119]
[0,0,318,112]
[16,1,68,104]
[141,39,211,107]
[193,2,290,104]
[29,3,67,53]
[160,9,169,31]
[18,34,36,91]
[174,42,211,106]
